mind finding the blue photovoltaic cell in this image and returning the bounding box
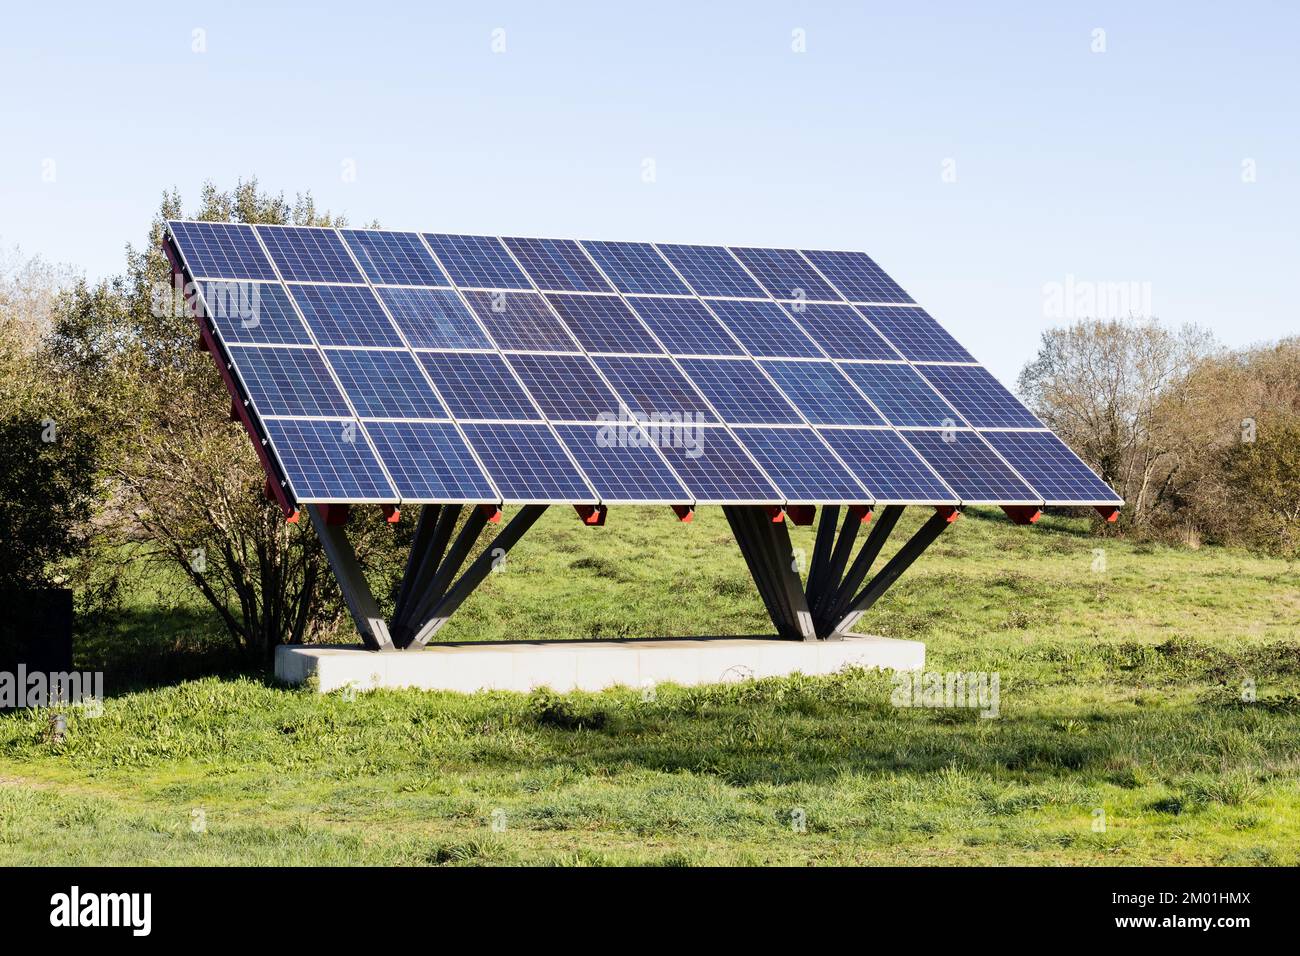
[543,294,663,354]
[904,430,1038,503]
[502,237,613,292]
[729,247,841,302]
[856,305,974,363]
[760,360,884,426]
[789,303,899,361]
[230,346,350,418]
[656,428,781,503]
[363,421,496,502]
[916,364,1041,428]
[818,429,956,503]
[255,226,364,284]
[376,287,491,350]
[289,284,404,348]
[460,423,595,502]
[677,358,802,424]
[204,281,310,345]
[504,354,625,422]
[656,244,767,298]
[838,362,962,427]
[704,299,824,358]
[461,290,578,352]
[625,296,743,356]
[423,234,532,289]
[417,352,541,421]
[801,249,913,304]
[981,430,1121,504]
[340,230,450,286]
[554,425,691,502]
[580,240,690,295]
[324,349,448,419]
[734,427,872,502]
[263,418,396,502]
[592,356,718,423]
[170,221,277,280]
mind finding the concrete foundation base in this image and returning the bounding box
[275,635,924,694]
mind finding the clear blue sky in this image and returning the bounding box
[2,1,1296,382]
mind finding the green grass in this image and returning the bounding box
[1,506,1297,865]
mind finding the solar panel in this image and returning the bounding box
[289,284,404,348]
[461,290,579,352]
[981,430,1122,505]
[423,234,532,289]
[580,240,691,295]
[363,421,496,502]
[838,362,962,427]
[543,294,664,354]
[170,221,277,280]
[760,360,885,426]
[818,429,957,504]
[229,346,351,417]
[460,423,596,502]
[341,230,450,286]
[733,427,872,502]
[324,348,448,419]
[168,221,1122,508]
[729,247,841,302]
[263,418,396,503]
[677,358,802,424]
[554,424,691,503]
[903,430,1038,503]
[377,287,492,350]
[624,296,743,356]
[704,299,824,358]
[416,352,541,421]
[502,237,613,293]
[203,281,310,345]
[655,427,781,504]
[916,364,1042,428]
[503,354,625,422]
[256,226,365,284]
[656,244,767,298]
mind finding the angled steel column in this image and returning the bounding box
[813,507,861,621]
[724,506,786,634]
[392,504,463,642]
[409,505,548,647]
[306,505,394,650]
[400,505,490,645]
[803,505,839,615]
[725,506,817,641]
[834,509,954,635]
[822,504,904,629]
[761,511,817,640]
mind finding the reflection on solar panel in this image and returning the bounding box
[554,424,691,502]
[341,230,450,286]
[363,421,496,502]
[838,362,961,427]
[167,221,1120,509]
[625,296,743,356]
[903,430,1037,503]
[917,364,1041,428]
[733,427,870,502]
[324,349,447,419]
[581,240,690,295]
[543,294,663,354]
[981,430,1122,505]
[677,358,802,424]
[760,360,884,426]
[704,299,823,358]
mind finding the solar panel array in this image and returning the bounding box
[167,221,1122,509]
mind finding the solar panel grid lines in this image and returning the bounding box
[553,424,693,504]
[323,348,450,420]
[288,283,406,348]
[676,357,804,425]
[622,296,746,356]
[784,302,903,361]
[461,289,582,352]
[701,298,827,359]
[579,240,691,295]
[758,360,886,426]
[542,293,665,354]
[732,426,874,503]
[262,418,398,503]
[655,243,769,298]
[501,237,614,293]
[340,229,452,287]
[201,280,312,345]
[376,287,493,350]
[422,233,533,289]
[900,429,1040,505]
[503,353,629,423]
[460,423,599,504]
[166,221,278,280]
[798,248,915,304]
[836,360,967,428]
[254,224,366,284]
[728,246,843,302]
[914,363,1044,429]
[362,420,498,503]
[980,429,1123,506]
[224,345,352,418]
[854,304,976,363]
[591,356,719,424]
[816,427,958,504]
[655,426,783,504]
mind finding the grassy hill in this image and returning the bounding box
[1,506,1296,865]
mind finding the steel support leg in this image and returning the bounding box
[834,509,953,635]
[725,506,817,641]
[392,504,463,643]
[306,505,394,650]
[822,504,905,629]
[803,505,839,616]
[400,505,490,644]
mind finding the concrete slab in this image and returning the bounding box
[276,635,924,694]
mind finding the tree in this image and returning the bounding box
[47,180,408,663]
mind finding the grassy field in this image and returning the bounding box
[1,506,1297,865]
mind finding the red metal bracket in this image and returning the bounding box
[477,505,503,523]
[574,504,607,526]
[671,505,695,523]
[848,504,873,524]
[935,505,961,523]
[1095,506,1120,523]
[320,504,351,526]
[382,505,401,524]
[764,506,785,523]
[784,505,816,526]
[1002,505,1041,525]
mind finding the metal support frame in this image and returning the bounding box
[306,505,394,650]
[723,506,816,641]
